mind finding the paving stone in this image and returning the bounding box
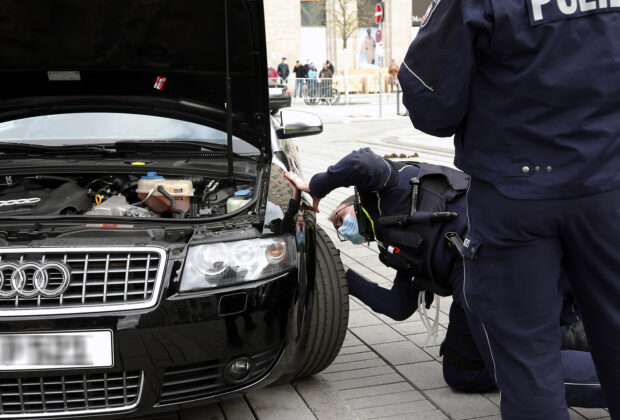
[408,330,447,348]
[349,300,365,311]
[323,358,386,374]
[342,247,379,258]
[350,324,406,345]
[342,334,364,348]
[246,384,316,420]
[347,390,425,409]
[368,265,398,276]
[294,378,359,420]
[424,345,443,361]
[569,409,587,420]
[333,351,378,364]
[338,344,371,355]
[220,397,256,420]
[482,391,501,406]
[338,382,414,400]
[376,279,394,286]
[572,407,610,419]
[331,373,405,391]
[371,410,448,420]
[348,309,383,328]
[354,399,437,419]
[323,365,393,382]
[396,361,447,390]
[387,320,431,335]
[351,267,379,278]
[373,341,433,365]
[424,387,500,420]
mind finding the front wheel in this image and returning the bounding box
[291,226,349,380]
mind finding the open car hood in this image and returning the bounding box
[0,0,270,153]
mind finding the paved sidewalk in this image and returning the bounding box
[171,111,610,420]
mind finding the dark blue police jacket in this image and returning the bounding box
[398,0,620,199]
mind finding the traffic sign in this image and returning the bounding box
[375,29,382,43]
[374,2,384,24]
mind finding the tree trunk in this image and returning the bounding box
[343,47,349,103]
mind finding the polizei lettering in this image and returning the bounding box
[528,0,620,25]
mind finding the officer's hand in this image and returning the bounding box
[284,171,321,213]
[284,171,310,193]
[300,198,321,213]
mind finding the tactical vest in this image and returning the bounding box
[360,161,470,297]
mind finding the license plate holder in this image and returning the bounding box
[0,330,113,371]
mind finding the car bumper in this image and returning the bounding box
[0,271,299,419]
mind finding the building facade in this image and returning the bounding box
[264,0,428,73]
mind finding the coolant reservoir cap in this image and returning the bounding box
[234,189,252,197]
[142,172,163,179]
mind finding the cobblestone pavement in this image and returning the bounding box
[169,104,610,420]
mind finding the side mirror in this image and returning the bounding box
[275,109,323,139]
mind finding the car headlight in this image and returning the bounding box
[180,235,297,291]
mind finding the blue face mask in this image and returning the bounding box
[338,214,366,245]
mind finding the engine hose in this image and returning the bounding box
[30,175,75,184]
[120,180,139,193]
[157,185,185,219]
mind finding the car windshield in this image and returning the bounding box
[0,113,259,155]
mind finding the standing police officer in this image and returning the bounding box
[398,1,620,419]
[285,148,606,410]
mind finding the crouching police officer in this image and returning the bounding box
[397,1,620,418]
[284,148,606,408]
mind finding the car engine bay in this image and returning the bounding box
[0,172,254,219]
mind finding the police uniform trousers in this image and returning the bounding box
[445,303,605,408]
[462,179,620,419]
[347,265,606,409]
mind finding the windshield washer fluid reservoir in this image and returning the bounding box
[226,189,252,213]
[136,172,194,214]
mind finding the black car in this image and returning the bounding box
[268,80,292,114]
[0,1,348,418]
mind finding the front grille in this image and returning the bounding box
[158,345,284,405]
[0,247,167,316]
[0,371,142,418]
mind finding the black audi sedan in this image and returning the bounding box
[0,1,348,418]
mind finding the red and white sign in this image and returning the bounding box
[375,29,383,43]
[374,2,383,24]
[153,76,167,90]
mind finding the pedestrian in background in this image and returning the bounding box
[399,1,620,419]
[319,63,333,99]
[277,57,289,84]
[267,64,278,81]
[307,64,318,98]
[326,59,334,74]
[388,59,399,91]
[293,60,306,98]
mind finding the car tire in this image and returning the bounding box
[293,226,349,380]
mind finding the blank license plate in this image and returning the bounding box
[0,331,113,370]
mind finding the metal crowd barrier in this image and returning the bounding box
[290,78,341,105]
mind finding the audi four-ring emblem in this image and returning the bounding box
[0,262,71,298]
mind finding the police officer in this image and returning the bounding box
[398,1,620,418]
[284,148,606,409]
